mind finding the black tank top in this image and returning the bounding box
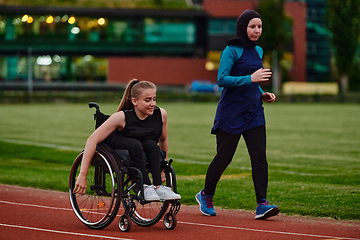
[117,107,163,143]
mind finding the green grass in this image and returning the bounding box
[0,102,359,220]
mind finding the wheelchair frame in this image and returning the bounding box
[68,102,180,232]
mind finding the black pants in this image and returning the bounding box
[106,136,162,186]
[204,125,268,203]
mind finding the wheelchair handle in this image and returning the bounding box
[168,159,173,166]
[88,102,99,110]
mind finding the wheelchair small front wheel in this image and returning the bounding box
[119,215,132,232]
[163,212,177,230]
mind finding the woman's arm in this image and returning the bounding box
[217,46,252,87]
[259,86,265,94]
[218,46,271,88]
[159,108,168,160]
[73,111,126,195]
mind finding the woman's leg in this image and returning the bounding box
[204,129,241,196]
[141,139,162,186]
[106,135,151,185]
[243,125,268,203]
[142,139,181,200]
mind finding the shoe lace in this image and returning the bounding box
[205,196,214,208]
[162,186,171,191]
[258,200,269,207]
[144,185,154,193]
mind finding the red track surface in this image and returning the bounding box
[0,184,359,240]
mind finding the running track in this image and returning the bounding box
[0,185,359,240]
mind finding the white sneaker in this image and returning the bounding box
[155,185,181,201]
[143,185,160,201]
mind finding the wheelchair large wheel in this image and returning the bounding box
[69,147,122,229]
[121,164,175,227]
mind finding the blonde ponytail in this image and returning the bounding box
[117,79,156,112]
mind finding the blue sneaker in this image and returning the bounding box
[195,189,216,216]
[255,199,279,220]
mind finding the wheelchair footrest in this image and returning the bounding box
[123,201,136,217]
[168,200,181,215]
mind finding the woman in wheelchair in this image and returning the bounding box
[73,79,181,202]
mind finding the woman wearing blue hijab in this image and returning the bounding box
[196,9,279,220]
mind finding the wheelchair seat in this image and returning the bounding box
[112,148,167,168]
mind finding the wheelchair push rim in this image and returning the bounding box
[69,150,121,229]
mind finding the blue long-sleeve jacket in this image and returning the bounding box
[212,45,266,134]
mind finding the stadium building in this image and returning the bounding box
[0,0,328,88]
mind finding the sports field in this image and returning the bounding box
[0,102,359,220]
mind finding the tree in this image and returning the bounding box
[257,0,293,94]
[326,0,360,93]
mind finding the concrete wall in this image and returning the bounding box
[108,57,217,85]
[284,1,307,82]
[203,0,257,17]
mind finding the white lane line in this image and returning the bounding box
[0,200,72,211]
[0,223,133,240]
[0,138,83,152]
[1,200,358,240]
[179,221,359,240]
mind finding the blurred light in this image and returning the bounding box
[145,18,155,24]
[61,15,69,22]
[54,16,61,23]
[37,55,52,66]
[205,61,215,71]
[27,16,33,24]
[39,16,45,22]
[98,18,105,25]
[71,27,80,34]
[68,16,76,24]
[22,15,28,22]
[46,16,54,24]
[84,55,93,62]
[13,18,21,25]
[53,54,61,63]
[87,20,95,28]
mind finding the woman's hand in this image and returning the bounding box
[73,172,88,195]
[261,92,276,103]
[159,108,168,159]
[251,68,272,82]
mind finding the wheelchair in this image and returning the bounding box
[68,102,181,232]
